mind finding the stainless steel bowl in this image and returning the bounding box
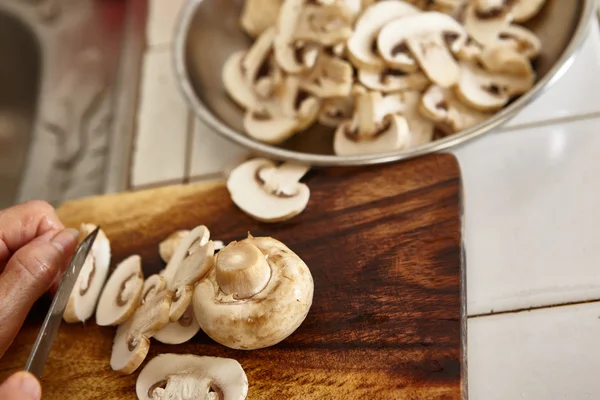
[173,0,595,166]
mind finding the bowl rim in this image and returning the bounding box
[173,0,596,167]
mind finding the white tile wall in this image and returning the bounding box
[138,3,600,398]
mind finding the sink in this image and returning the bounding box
[0,12,41,209]
[0,0,147,209]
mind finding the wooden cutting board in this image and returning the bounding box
[0,154,466,399]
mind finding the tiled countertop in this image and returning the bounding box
[137,2,600,398]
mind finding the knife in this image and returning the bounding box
[24,226,100,379]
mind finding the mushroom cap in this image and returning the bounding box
[347,0,420,70]
[95,255,144,326]
[64,224,111,323]
[497,24,542,59]
[222,51,259,110]
[512,0,547,23]
[154,306,200,345]
[334,113,410,156]
[162,225,211,287]
[243,110,302,144]
[193,236,314,350]
[227,158,310,223]
[463,1,513,47]
[141,274,166,304]
[358,68,430,93]
[159,230,190,264]
[136,353,248,400]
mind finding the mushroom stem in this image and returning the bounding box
[354,91,381,139]
[215,241,271,299]
[258,162,310,197]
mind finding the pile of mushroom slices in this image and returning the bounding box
[226,0,544,155]
[63,223,314,400]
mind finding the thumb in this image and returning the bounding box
[0,371,41,400]
[0,229,78,357]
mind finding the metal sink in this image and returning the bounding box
[0,0,147,209]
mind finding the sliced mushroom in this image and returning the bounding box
[420,84,494,132]
[300,53,353,98]
[497,24,542,59]
[168,240,215,321]
[153,306,200,345]
[358,67,429,93]
[136,354,248,400]
[159,230,190,264]
[161,226,211,286]
[241,27,279,98]
[110,290,172,375]
[463,0,513,47]
[63,224,111,323]
[318,96,355,127]
[334,90,410,156]
[240,0,283,38]
[479,46,534,76]
[141,274,166,305]
[95,255,144,326]
[347,0,420,70]
[293,2,354,46]
[244,76,320,144]
[393,91,436,148]
[511,0,546,23]
[227,158,310,222]
[455,61,535,111]
[193,235,314,350]
[222,51,259,110]
[423,0,468,18]
[377,12,468,87]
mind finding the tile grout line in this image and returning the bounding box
[498,111,600,133]
[468,298,600,319]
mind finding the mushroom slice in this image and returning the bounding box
[193,235,314,350]
[168,240,215,321]
[347,0,420,70]
[293,2,354,46]
[110,290,172,375]
[95,255,144,326]
[497,24,542,59]
[318,96,355,127]
[159,230,190,263]
[222,51,260,110]
[463,0,513,47]
[420,84,494,132]
[227,158,310,223]
[479,46,534,76]
[136,354,248,400]
[161,225,211,286]
[241,27,278,97]
[300,53,353,98]
[141,274,166,304]
[393,91,436,148]
[358,67,429,93]
[455,61,535,111]
[423,0,468,18]
[377,12,467,87]
[511,0,546,23]
[63,224,111,323]
[240,0,283,38]
[333,90,409,156]
[154,306,200,345]
[244,76,320,144]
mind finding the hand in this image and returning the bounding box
[0,201,80,399]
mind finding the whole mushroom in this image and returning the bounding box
[193,234,314,350]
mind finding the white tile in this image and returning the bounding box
[468,302,600,400]
[189,117,250,179]
[132,50,188,187]
[504,25,600,128]
[453,117,600,315]
[146,0,185,47]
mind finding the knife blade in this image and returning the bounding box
[24,226,100,379]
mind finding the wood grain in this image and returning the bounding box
[0,154,466,399]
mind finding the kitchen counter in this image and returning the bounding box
[135,1,600,398]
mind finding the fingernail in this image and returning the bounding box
[51,228,79,253]
[4,372,41,400]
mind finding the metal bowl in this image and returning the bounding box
[173,0,595,166]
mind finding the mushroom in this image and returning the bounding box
[497,24,542,59]
[227,158,310,223]
[393,91,436,148]
[63,224,111,323]
[455,61,535,111]
[243,76,320,144]
[110,289,172,374]
[511,0,547,23]
[159,230,190,263]
[419,84,494,132]
[422,0,468,18]
[479,46,534,77]
[463,0,513,47]
[136,354,248,400]
[317,96,355,127]
[346,0,420,70]
[358,67,429,93]
[333,90,410,156]
[377,11,468,87]
[240,0,283,38]
[140,274,166,304]
[153,306,200,345]
[300,53,353,98]
[293,2,354,46]
[161,225,211,286]
[193,235,314,350]
[95,255,145,326]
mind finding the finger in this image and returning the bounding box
[0,229,78,357]
[0,201,64,269]
[0,371,41,400]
